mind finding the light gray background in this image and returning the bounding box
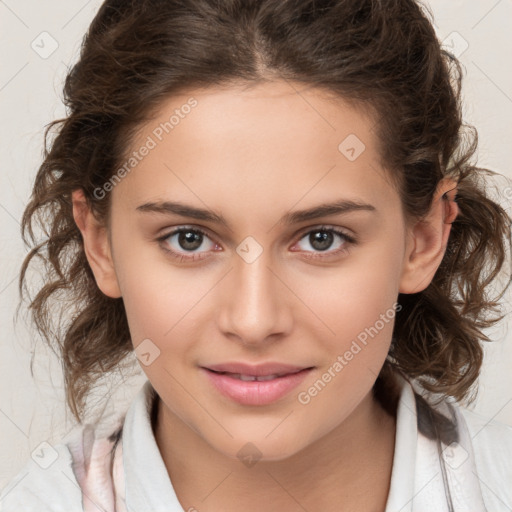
[1,0,511,488]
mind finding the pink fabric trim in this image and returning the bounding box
[113,439,128,512]
[68,424,126,512]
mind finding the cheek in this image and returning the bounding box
[298,240,402,348]
[120,270,209,350]
[292,261,400,439]
[289,239,402,421]
[111,217,197,326]
[110,232,198,353]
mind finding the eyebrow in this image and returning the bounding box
[136,199,376,228]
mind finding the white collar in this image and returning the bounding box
[121,380,182,510]
[119,376,486,512]
[385,374,486,511]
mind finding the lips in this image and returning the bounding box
[200,362,314,405]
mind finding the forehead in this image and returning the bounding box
[112,80,398,222]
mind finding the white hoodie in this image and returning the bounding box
[1,374,511,511]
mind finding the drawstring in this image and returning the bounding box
[436,434,455,512]
[427,402,455,512]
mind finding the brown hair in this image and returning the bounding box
[18,0,511,422]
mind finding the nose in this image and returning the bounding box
[216,249,293,346]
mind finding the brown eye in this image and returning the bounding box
[308,230,335,251]
[291,226,357,260]
[176,230,204,251]
[157,227,219,262]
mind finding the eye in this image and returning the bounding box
[156,227,220,262]
[291,226,356,259]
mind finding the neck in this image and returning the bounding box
[154,382,397,512]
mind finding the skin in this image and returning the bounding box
[72,80,458,511]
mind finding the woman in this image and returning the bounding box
[2,0,511,510]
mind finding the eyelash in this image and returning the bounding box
[156,225,357,263]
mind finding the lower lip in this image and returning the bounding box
[201,367,313,406]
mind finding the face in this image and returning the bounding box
[85,80,428,461]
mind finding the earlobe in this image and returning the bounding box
[399,178,459,294]
[71,188,122,298]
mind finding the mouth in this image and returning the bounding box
[202,361,313,376]
[200,365,315,406]
[204,368,309,381]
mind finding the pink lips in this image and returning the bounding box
[201,362,314,406]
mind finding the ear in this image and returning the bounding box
[399,178,459,294]
[71,188,122,298]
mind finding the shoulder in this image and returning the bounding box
[459,405,512,466]
[0,421,124,512]
[0,441,83,511]
[460,405,512,445]
[458,405,512,508]
[406,376,512,510]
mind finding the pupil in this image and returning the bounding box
[310,230,332,251]
[179,231,202,250]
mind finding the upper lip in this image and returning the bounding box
[202,362,313,377]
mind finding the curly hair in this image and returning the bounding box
[18,0,511,423]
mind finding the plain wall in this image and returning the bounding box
[1,0,511,489]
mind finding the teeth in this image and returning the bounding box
[229,373,281,381]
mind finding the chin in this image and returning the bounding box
[208,427,312,465]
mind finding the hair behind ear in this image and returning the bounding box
[388,169,511,404]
